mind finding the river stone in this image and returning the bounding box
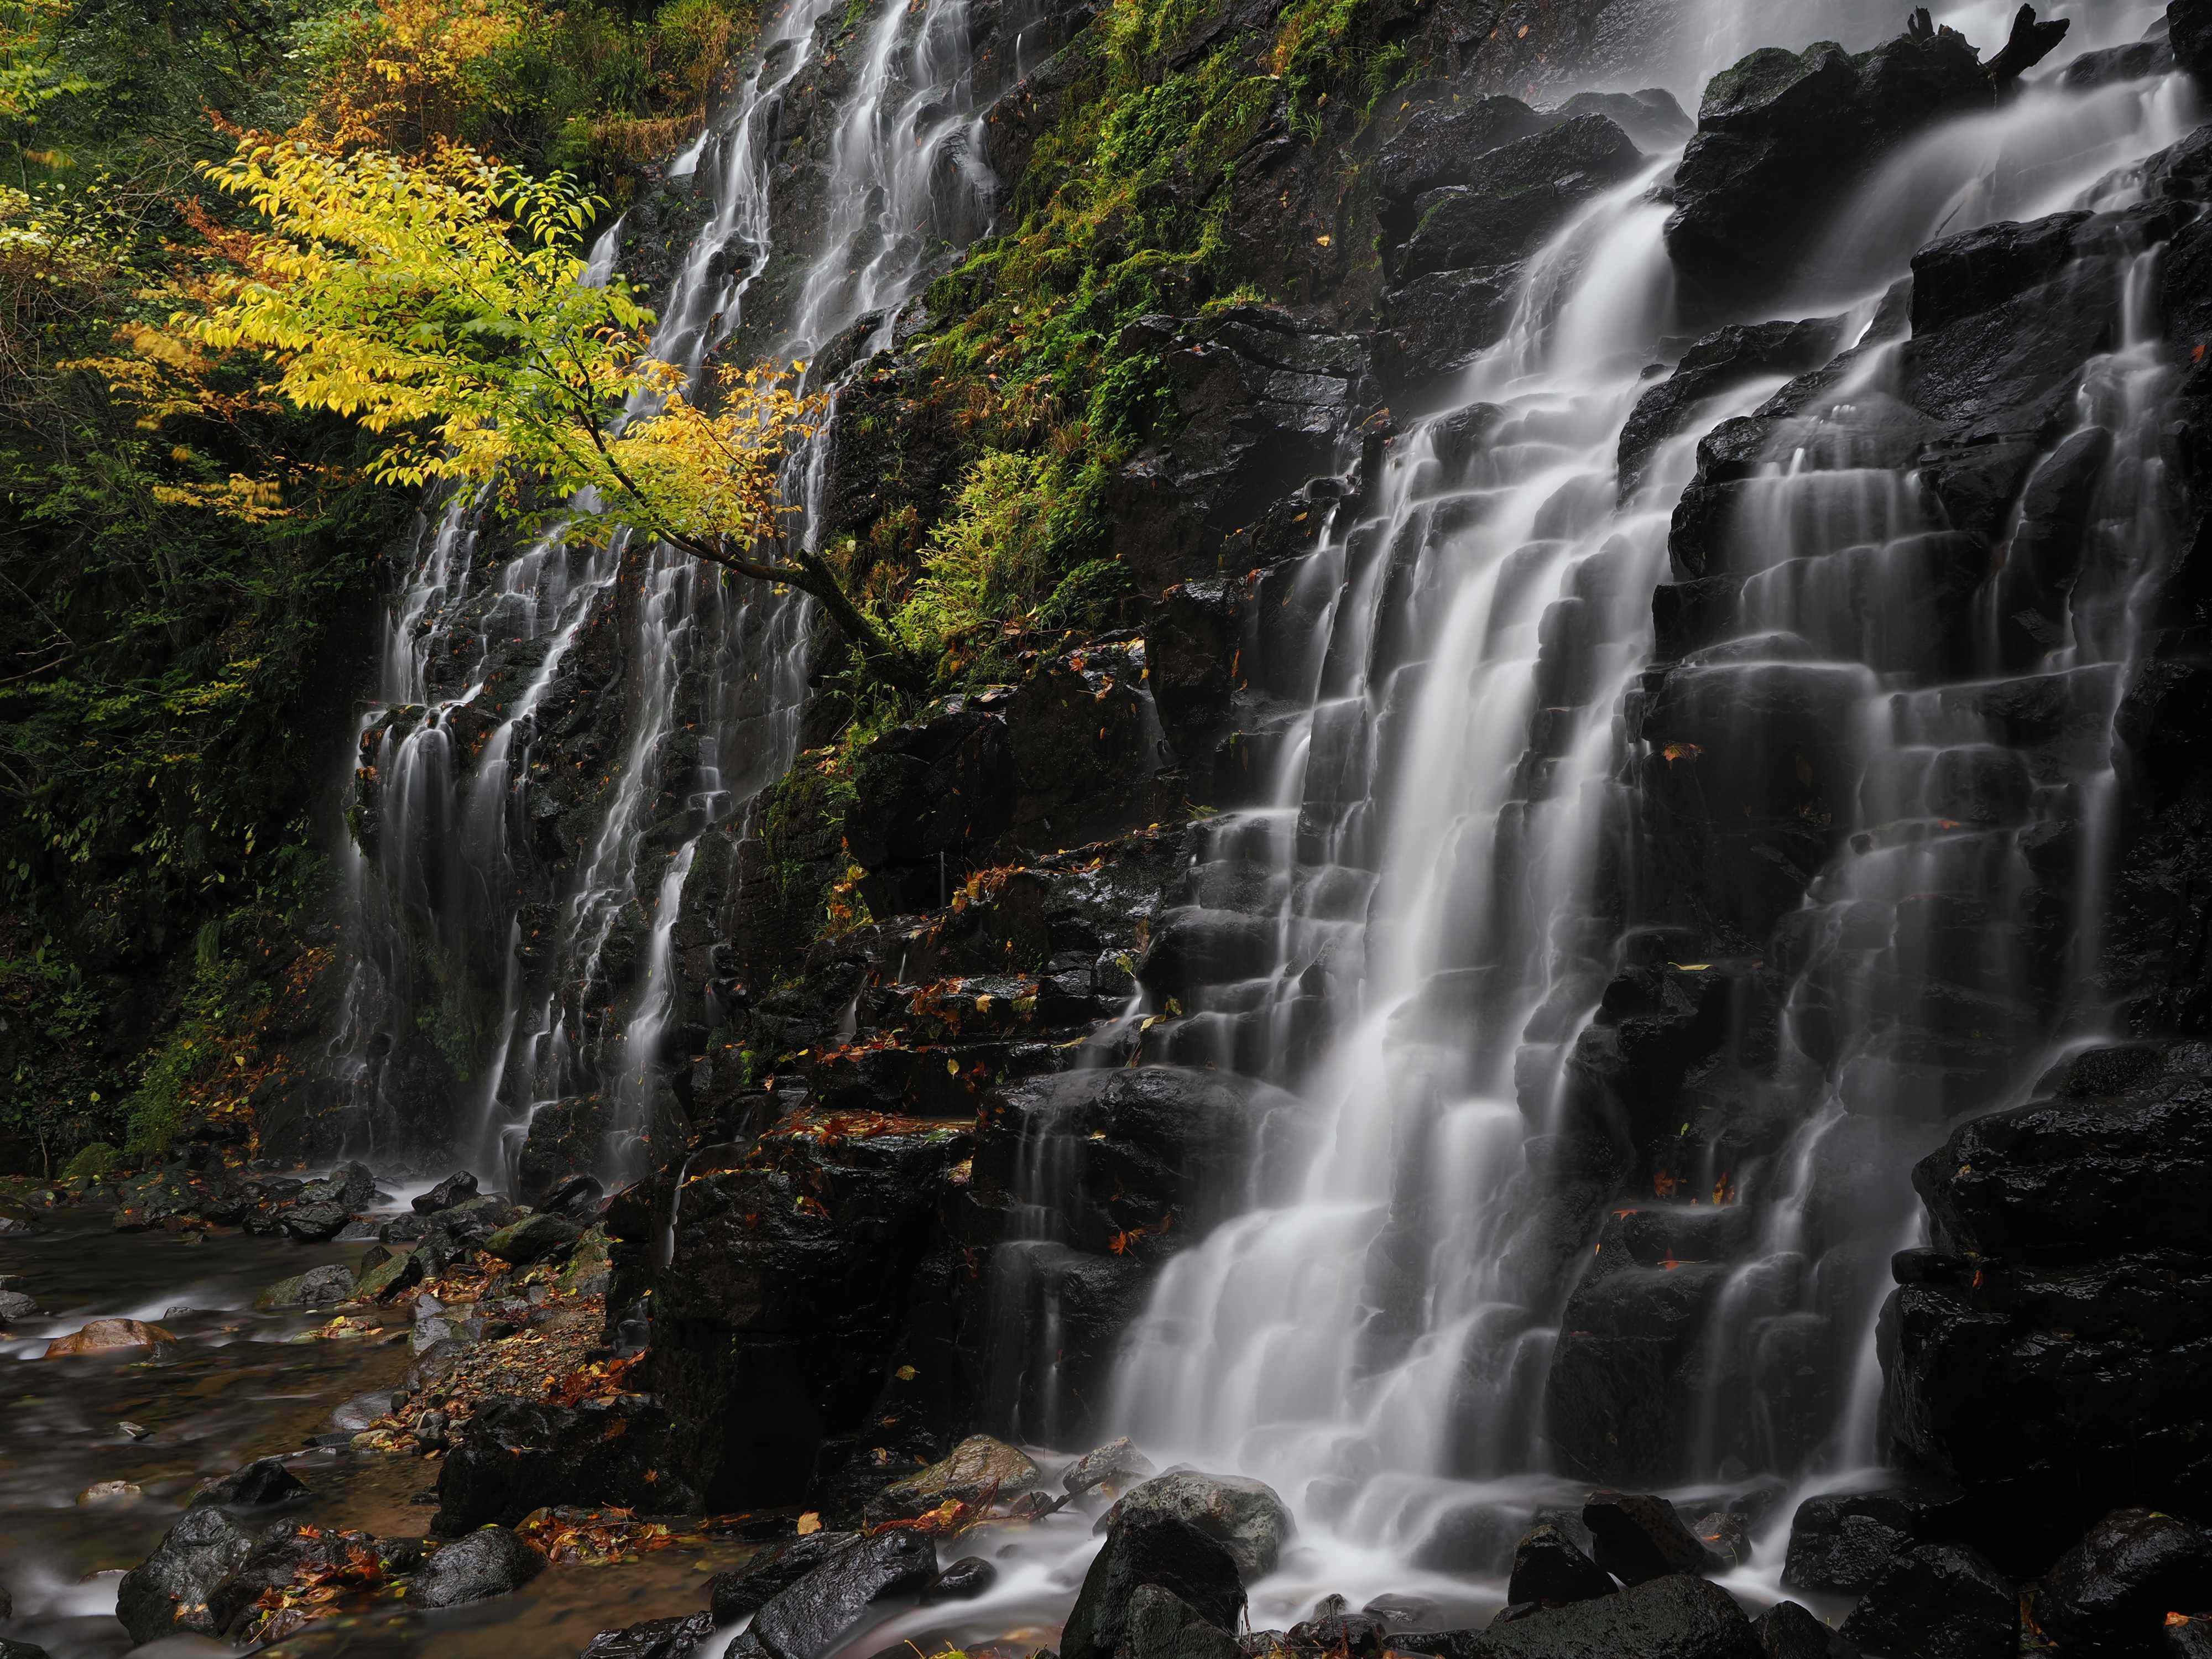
[1397,1575,1759,1659]
[708,1533,860,1624]
[544,1174,606,1221]
[1507,1522,1613,1606]
[413,1526,545,1608]
[192,1456,310,1509]
[297,1161,376,1210]
[1121,1584,1243,1659]
[281,1201,352,1241]
[726,1530,938,1659]
[2036,1508,2212,1658]
[863,1433,1041,1525]
[1839,1544,2016,1659]
[116,1505,255,1643]
[583,1611,717,1659]
[1751,1600,1856,1659]
[1584,1491,1723,1585]
[485,1211,582,1266]
[42,1317,174,1358]
[357,1249,423,1300]
[0,1291,37,1323]
[1098,1469,1295,1578]
[413,1171,480,1213]
[78,1480,142,1503]
[924,1556,997,1600]
[1065,1436,1157,1497]
[0,1641,49,1659]
[254,1262,357,1310]
[1065,1512,1246,1659]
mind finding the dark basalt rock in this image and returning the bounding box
[2170,0,2212,79]
[924,1556,997,1601]
[191,1457,311,1510]
[204,1521,383,1636]
[1124,1584,1244,1659]
[1583,1491,1725,1586]
[116,1506,256,1644]
[2061,37,2176,90]
[1752,1601,1858,1659]
[1395,1575,1759,1659]
[412,1526,545,1609]
[544,1173,607,1222]
[1099,1470,1295,1580]
[1666,25,1993,304]
[709,1534,860,1624]
[843,708,1017,916]
[1552,88,1692,151]
[1782,1488,1965,1595]
[298,1161,376,1211]
[862,1433,1041,1526]
[582,1611,718,1659]
[1839,1544,2015,1659]
[1506,1522,1614,1606]
[1065,1435,1158,1498]
[1106,306,1366,593]
[1396,117,1645,282]
[726,1531,938,1659]
[1062,1512,1247,1659]
[253,1262,357,1309]
[1618,317,1847,498]
[433,1396,698,1533]
[1881,1044,2212,1555]
[1375,94,1550,233]
[280,1200,352,1241]
[2036,1507,2212,1658]
[485,1210,583,1265]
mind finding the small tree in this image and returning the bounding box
[189,137,922,688]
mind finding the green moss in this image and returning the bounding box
[61,1141,118,1178]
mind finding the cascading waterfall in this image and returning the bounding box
[330,0,1000,1190]
[1087,0,2194,1607]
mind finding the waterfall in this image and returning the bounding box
[1092,0,2194,1606]
[327,0,1000,1190]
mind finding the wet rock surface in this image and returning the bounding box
[1063,1510,1248,1659]
[412,1526,545,1608]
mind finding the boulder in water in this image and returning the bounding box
[1838,1544,2016,1659]
[923,1556,997,1601]
[412,1525,544,1608]
[1063,1512,1246,1659]
[413,1171,480,1214]
[297,1161,375,1211]
[1099,1469,1294,1579]
[1782,1488,1961,1595]
[1584,1491,1723,1585]
[1122,1584,1244,1659]
[280,1201,351,1241]
[0,1642,50,1659]
[1507,1522,1614,1607]
[582,1611,717,1659]
[724,1531,938,1659]
[115,1505,255,1643]
[708,1533,860,1624]
[1396,1575,1757,1659]
[42,1317,173,1358]
[254,1263,357,1310]
[1065,1436,1157,1498]
[0,1290,38,1323]
[2035,1507,2212,1658]
[1751,1601,1858,1659]
[863,1434,1041,1525]
[356,1249,424,1300]
[191,1456,310,1510]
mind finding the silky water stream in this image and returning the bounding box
[877,4,2206,1651]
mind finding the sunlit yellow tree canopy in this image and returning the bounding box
[188,138,920,684]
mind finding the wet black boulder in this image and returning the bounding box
[433,1396,698,1533]
[1122,1584,1244,1659]
[414,1171,480,1214]
[190,1456,311,1510]
[412,1525,545,1609]
[280,1201,352,1242]
[2173,0,2212,80]
[1782,1488,1964,1595]
[1665,25,1991,304]
[582,1612,717,1659]
[2037,1508,2212,1658]
[924,1556,997,1601]
[1752,1600,1858,1659]
[1397,1575,1759,1659]
[1616,316,1846,498]
[204,1522,384,1636]
[1507,1522,1614,1606]
[725,1531,938,1659]
[709,1534,860,1624]
[1584,1491,1724,1586]
[1062,1512,1247,1659]
[116,1506,256,1644]
[1839,1544,2016,1659]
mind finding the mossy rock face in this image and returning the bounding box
[62,1142,119,1180]
[557,1225,613,1295]
[355,1250,424,1301]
